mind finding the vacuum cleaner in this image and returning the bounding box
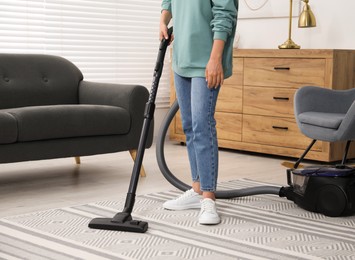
[88,27,173,233]
[89,26,355,234]
[156,100,355,218]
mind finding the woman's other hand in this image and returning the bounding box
[205,39,225,89]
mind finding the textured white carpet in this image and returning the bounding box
[1,179,355,260]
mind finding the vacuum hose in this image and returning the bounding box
[156,100,282,199]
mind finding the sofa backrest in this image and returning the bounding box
[0,54,83,109]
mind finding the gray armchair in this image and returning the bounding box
[294,86,355,166]
[0,53,153,175]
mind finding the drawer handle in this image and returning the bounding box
[274,67,290,70]
[272,126,289,130]
[273,96,290,101]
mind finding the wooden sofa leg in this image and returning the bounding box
[129,150,146,177]
[74,156,81,165]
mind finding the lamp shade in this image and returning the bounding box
[298,2,316,28]
[278,0,316,49]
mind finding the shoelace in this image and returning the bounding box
[175,189,196,201]
[201,200,215,213]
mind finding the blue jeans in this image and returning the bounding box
[174,72,220,192]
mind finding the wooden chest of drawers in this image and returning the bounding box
[169,49,355,162]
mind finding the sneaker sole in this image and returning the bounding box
[199,217,221,225]
[163,203,201,211]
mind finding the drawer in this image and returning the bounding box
[216,112,242,142]
[242,115,322,151]
[217,57,243,113]
[224,56,243,85]
[175,111,242,142]
[217,83,242,113]
[243,86,296,118]
[244,58,326,88]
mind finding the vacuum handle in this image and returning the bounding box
[153,27,173,80]
[155,27,173,75]
[160,27,173,50]
[147,27,173,108]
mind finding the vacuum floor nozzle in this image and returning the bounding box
[89,212,148,233]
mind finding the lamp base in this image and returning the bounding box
[278,39,300,49]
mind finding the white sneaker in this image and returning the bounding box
[198,198,221,225]
[163,189,202,210]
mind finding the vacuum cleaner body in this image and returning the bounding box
[282,166,355,217]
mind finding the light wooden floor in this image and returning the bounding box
[0,141,294,218]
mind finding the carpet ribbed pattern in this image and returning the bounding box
[1,179,355,260]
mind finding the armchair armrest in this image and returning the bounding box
[338,100,355,140]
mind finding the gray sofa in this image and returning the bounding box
[0,53,153,172]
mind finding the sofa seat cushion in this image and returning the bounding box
[0,112,18,144]
[4,104,130,142]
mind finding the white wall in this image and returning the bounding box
[236,0,355,49]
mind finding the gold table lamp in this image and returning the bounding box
[278,0,316,49]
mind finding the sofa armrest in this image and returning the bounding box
[79,81,153,147]
[79,80,148,111]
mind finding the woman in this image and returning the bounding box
[160,0,238,225]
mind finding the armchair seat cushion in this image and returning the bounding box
[298,112,345,129]
[2,104,130,143]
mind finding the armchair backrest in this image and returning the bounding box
[295,86,355,115]
[0,54,83,109]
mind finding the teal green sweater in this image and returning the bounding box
[161,0,238,78]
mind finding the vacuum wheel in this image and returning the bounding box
[316,185,347,217]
